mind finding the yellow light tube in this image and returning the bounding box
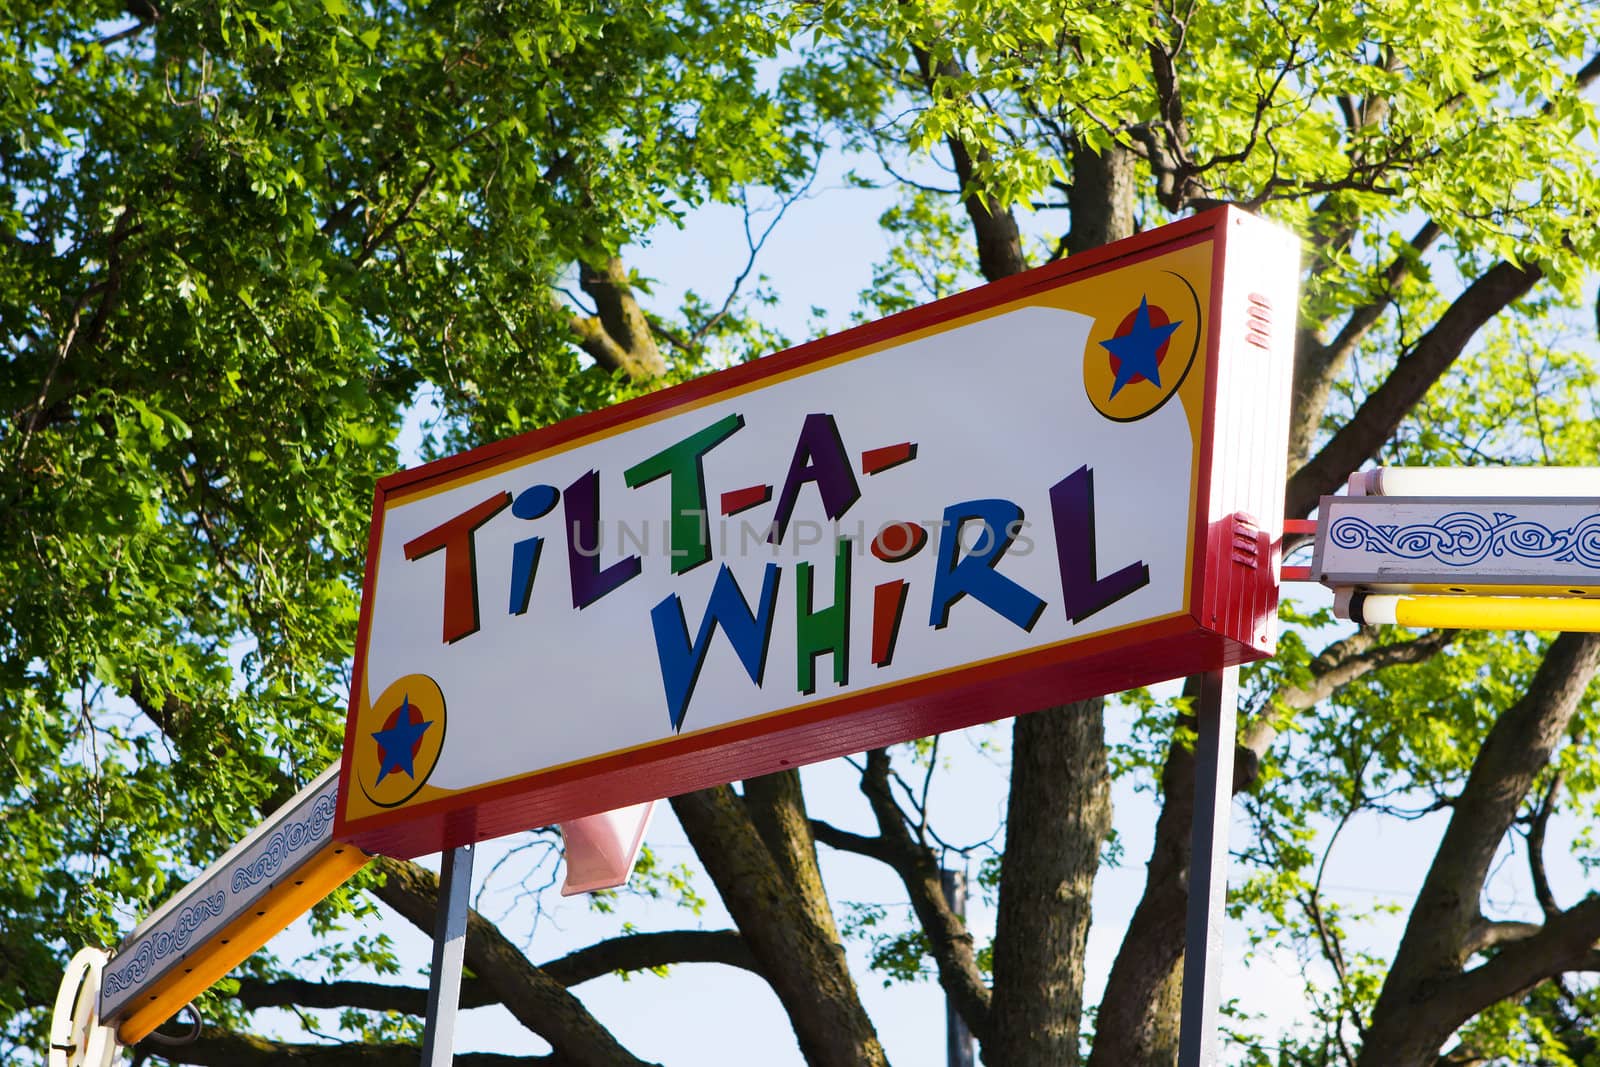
[115,843,369,1046]
[1349,594,1600,632]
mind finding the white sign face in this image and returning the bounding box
[1313,496,1600,593]
[337,209,1300,858]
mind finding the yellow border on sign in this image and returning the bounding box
[344,239,1217,825]
[343,604,1198,822]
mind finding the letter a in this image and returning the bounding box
[769,413,860,544]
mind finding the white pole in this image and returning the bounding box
[1177,667,1239,1067]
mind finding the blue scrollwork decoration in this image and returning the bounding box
[102,787,337,1004]
[230,794,336,893]
[1329,511,1600,569]
[103,890,226,994]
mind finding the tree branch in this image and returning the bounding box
[1286,258,1543,518]
[1360,633,1600,1066]
[671,785,888,1067]
[1403,634,1600,966]
[808,818,898,865]
[911,48,1026,281]
[1460,918,1546,959]
[139,1025,564,1066]
[1443,895,1600,1028]
[233,976,497,1015]
[231,930,757,1015]
[568,257,665,381]
[370,856,654,1066]
[743,770,842,942]
[1528,771,1564,919]
[1240,628,1455,766]
[856,749,994,1043]
[567,306,639,377]
[686,169,820,349]
[1571,49,1600,94]
[1435,1044,1491,1067]
[1287,47,1595,479]
[543,928,758,987]
[1287,220,1442,466]
[355,164,436,268]
[1143,21,1196,211]
[1094,626,1450,1067]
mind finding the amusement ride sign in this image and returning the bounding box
[64,207,1600,1067]
[335,207,1301,858]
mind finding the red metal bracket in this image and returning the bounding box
[1281,518,1318,582]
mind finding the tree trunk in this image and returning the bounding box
[1065,144,1136,257]
[1088,633,1457,1065]
[984,698,1113,1067]
[743,769,841,942]
[979,140,1133,1067]
[1084,716,1199,1067]
[372,857,654,1067]
[673,785,888,1067]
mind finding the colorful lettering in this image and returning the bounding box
[650,564,782,731]
[404,492,512,644]
[720,483,771,516]
[928,499,1046,632]
[512,483,560,520]
[1049,466,1149,623]
[796,539,851,694]
[508,538,542,616]
[507,484,559,616]
[565,470,642,609]
[871,521,927,563]
[624,414,745,574]
[871,580,909,668]
[769,413,860,544]
[860,441,917,475]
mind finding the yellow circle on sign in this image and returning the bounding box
[1083,270,1204,423]
[355,674,447,809]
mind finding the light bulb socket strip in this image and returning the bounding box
[1340,591,1600,632]
[1349,466,1600,498]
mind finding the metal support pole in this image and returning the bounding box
[1177,666,1239,1067]
[939,868,976,1067]
[421,844,475,1067]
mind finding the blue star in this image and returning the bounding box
[372,695,433,785]
[1100,297,1182,399]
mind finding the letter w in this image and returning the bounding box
[650,564,781,732]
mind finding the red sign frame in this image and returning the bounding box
[336,207,1297,858]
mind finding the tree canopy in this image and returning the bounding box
[4,2,1600,1065]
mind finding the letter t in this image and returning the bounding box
[404,492,512,644]
[624,413,744,574]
